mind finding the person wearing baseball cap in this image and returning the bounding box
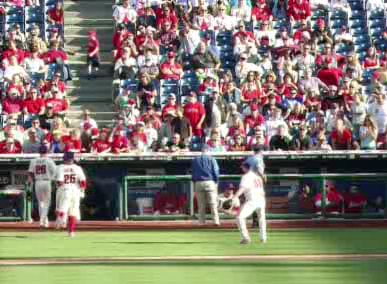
[87,29,100,80]
[160,51,183,80]
[183,91,206,137]
[233,152,267,244]
[312,18,333,46]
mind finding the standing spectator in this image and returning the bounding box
[330,118,352,150]
[184,92,206,138]
[367,93,387,139]
[86,30,100,80]
[191,145,220,225]
[192,42,221,72]
[157,21,179,54]
[160,51,183,80]
[172,107,192,143]
[287,0,311,28]
[47,2,64,28]
[359,115,378,150]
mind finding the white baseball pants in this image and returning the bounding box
[35,180,52,224]
[236,199,267,242]
[56,187,81,226]
[194,180,219,225]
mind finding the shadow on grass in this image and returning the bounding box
[0,236,28,239]
[92,242,211,245]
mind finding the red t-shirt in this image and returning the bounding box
[242,89,260,102]
[343,192,367,213]
[330,129,352,150]
[48,9,64,25]
[63,137,82,152]
[112,31,130,49]
[184,102,205,129]
[161,103,178,119]
[2,48,25,64]
[43,80,66,94]
[111,135,129,153]
[251,6,272,22]
[2,98,22,114]
[363,57,378,69]
[160,62,182,80]
[287,0,311,21]
[88,37,100,55]
[45,98,68,113]
[92,139,111,153]
[42,50,68,64]
[22,98,45,115]
[0,141,22,154]
[244,114,265,129]
[156,14,178,30]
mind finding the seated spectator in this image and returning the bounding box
[287,0,311,28]
[214,5,236,32]
[23,128,41,153]
[91,129,111,154]
[160,133,187,153]
[265,107,288,140]
[0,138,22,154]
[291,124,312,150]
[2,40,25,65]
[298,68,329,95]
[178,25,201,56]
[223,81,242,106]
[207,128,227,152]
[114,47,138,80]
[24,47,47,80]
[270,124,292,150]
[157,21,179,54]
[313,132,332,150]
[229,134,247,151]
[45,89,69,116]
[113,0,137,32]
[367,92,387,139]
[22,88,45,117]
[26,24,47,53]
[160,51,183,80]
[111,126,130,154]
[244,103,265,134]
[156,4,178,31]
[312,18,333,46]
[330,118,352,150]
[137,2,156,27]
[172,107,192,143]
[130,121,148,152]
[153,189,187,215]
[294,43,315,73]
[137,72,157,106]
[251,0,272,28]
[192,42,221,72]
[204,94,222,131]
[231,0,251,23]
[47,1,64,29]
[120,100,140,127]
[4,56,30,82]
[2,88,22,117]
[235,53,260,82]
[192,5,214,32]
[363,47,380,70]
[248,126,269,150]
[254,20,276,48]
[28,118,45,141]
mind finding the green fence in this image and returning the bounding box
[122,173,387,221]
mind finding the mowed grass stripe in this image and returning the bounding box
[1,229,387,259]
[1,261,386,284]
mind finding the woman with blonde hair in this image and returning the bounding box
[359,115,378,150]
[343,53,362,81]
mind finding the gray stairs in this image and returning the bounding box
[64,0,116,127]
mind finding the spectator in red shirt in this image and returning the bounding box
[244,104,265,134]
[2,88,22,116]
[343,186,367,214]
[156,5,178,31]
[160,51,183,81]
[42,40,68,65]
[287,0,311,23]
[43,72,67,97]
[330,118,352,150]
[45,89,68,115]
[112,23,130,50]
[154,189,187,215]
[0,138,22,154]
[62,129,82,153]
[2,40,25,64]
[87,30,100,79]
[314,182,343,214]
[22,88,46,116]
[161,93,178,120]
[111,128,130,154]
[91,130,111,154]
[47,1,64,26]
[183,92,206,137]
[251,0,273,26]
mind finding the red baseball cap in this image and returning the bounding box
[317,18,325,27]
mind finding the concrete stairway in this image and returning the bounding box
[64,0,116,127]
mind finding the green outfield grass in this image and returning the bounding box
[1,261,387,284]
[1,229,387,284]
[1,229,387,259]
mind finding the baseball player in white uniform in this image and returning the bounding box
[55,151,87,237]
[28,145,57,228]
[233,159,267,244]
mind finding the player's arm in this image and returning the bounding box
[48,160,57,181]
[78,167,87,190]
[27,161,35,185]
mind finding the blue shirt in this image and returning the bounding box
[191,154,219,183]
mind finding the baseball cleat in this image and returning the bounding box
[68,232,75,238]
[260,238,267,244]
[240,238,251,245]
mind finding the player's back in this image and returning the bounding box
[240,171,265,202]
[29,157,56,180]
[56,164,85,190]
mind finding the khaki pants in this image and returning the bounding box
[194,181,219,225]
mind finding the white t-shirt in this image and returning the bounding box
[56,164,86,191]
[239,171,265,203]
[24,57,45,73]
[368,102,387,134]
[28,157,57,181]
[113,5,137,24]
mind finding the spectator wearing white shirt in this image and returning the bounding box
[367,93,387,136]
[214,5,236,32]
[265,108,288,141]
[4,56,30,82]
[178,26,201,56]
[235,53,260,83]
[113,0,137,32]
[231,0,251,23]
[24,48,46,81]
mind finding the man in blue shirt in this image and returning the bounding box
[191,145,220,225]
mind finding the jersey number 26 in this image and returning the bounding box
[64,174,76,184]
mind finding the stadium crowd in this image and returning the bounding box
[1,0,387,154]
